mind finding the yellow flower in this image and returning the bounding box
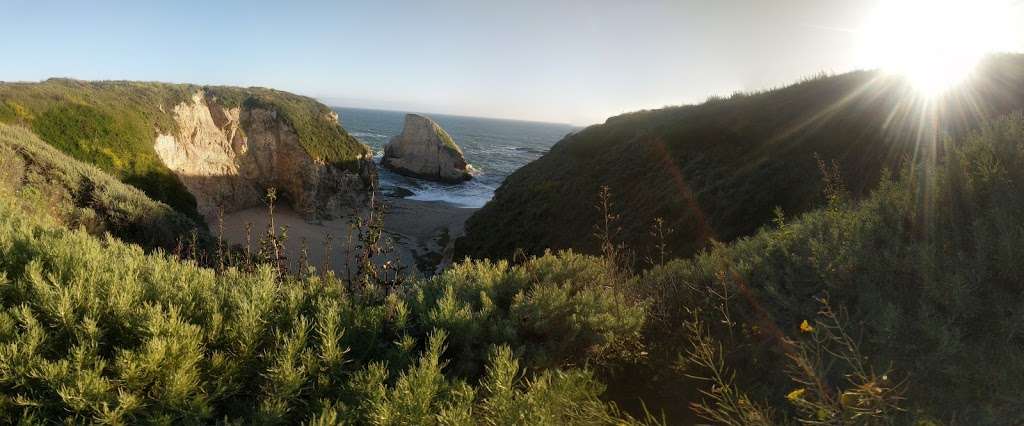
[840,391,858,406]
[800,319,814,333]
[786,388,806,401]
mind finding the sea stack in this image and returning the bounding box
[383,114,474,183]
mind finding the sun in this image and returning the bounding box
[860,0,1014,96]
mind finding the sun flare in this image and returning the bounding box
[861,0,1013,96]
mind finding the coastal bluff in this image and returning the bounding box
[0,79,376,224]
[154,90,375,222]
[382,113,474,183]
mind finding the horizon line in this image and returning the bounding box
[324,103,584,128]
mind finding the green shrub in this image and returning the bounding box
[413,253,645,378]
[627,113,1024,423]
[0,183,646,423]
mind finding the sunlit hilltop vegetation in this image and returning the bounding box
[1,56,1024,423]
[0,124,201,250]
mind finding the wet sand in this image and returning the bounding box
[220,196,477,277]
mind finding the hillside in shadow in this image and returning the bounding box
[458,54,1024,264]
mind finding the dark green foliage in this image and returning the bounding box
[626,113,1024,423]
[458,53,1024,265]
[0,123,202,251]
[0,176,646,422]
[412,253,644,378]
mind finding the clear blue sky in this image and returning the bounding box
[1,0,1021,125]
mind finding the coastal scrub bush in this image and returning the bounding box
[625,113,1024,423]
[0,176,647,423]
[412,253,645,378]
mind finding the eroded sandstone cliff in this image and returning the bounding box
[155,90,374,222]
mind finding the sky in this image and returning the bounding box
[1,0,1022,125]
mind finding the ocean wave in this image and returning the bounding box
[350,131,388,139]
[376,170,494,208]
[472,146,547,158]
[406,188,490,208]
[513,146,549,155]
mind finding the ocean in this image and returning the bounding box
[333,107,577,208]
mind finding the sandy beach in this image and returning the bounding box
[220,196,477,277]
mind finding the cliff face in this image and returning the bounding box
[155,90,374,222]
[383,114,473,183]
[0,79,375,223]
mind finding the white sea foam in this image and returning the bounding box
[350,131,388,139]
[377,169,492,208]
[406,183,494,208]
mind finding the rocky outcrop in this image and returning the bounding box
[382,114,473,183]
[155,91,374,222]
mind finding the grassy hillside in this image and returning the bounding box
[0,123,202,251]
[457,54,1024,263]
[619,112,1024,424]
[0,79,369,221]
